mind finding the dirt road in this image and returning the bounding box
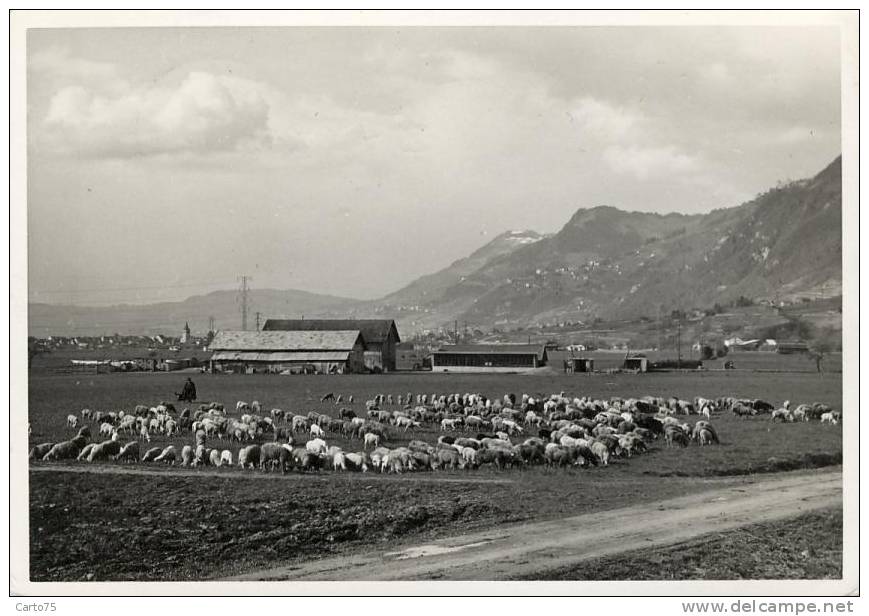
[226,470,841,581]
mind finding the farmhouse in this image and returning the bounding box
[262,319,400,372]
[430,344,547,373]
[208,330,366,374]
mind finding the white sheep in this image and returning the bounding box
[820,411,840,425]
[306,438,327,455]
[154,445,177,465]
[363,433,380,450]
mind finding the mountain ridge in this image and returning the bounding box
[28,157,842,337]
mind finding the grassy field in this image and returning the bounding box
[518,507,843,580]
[28,370,843,581]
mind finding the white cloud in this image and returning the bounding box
[30,46,120,87]
[603,144,698,180]
[775,125,823,144]
[41,71,272,157]
[568,97,639,140]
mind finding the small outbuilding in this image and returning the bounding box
[623,356,649,372]
[569,357,595,373]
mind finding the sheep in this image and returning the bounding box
[238,444,262,469]
[395,416,420,432]
[220,450,233,467]
[77,443,96,461]
[113,441,140,462]
[692,421,720,444]
[43,436,88,461]
[332,451,348,472]
[208,449,221,466]
[771,408,794,423]
[87,440,122,462]
[99,422,114,438]
[260,442,292,473]
[153,445,177,465]
[305,438,328,455]
[29,443,54,460]
[310,423,325,438]
[363,433,380,450]
[664,426,690,448]
[440,417,462,431]
[792,405,810,422]
[141,446,162,462]
[590,440,610,466]
[344,452,369,472]
[66,414,78,429]
[820,411,840,425]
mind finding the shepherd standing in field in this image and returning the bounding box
[178,377,197,402]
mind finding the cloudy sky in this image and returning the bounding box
[27,26,841,305]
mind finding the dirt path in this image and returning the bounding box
[226,470,841,581]
[28,463,512,485]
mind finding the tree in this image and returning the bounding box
[808,332,837,373]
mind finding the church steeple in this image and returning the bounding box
[181,321,191,344]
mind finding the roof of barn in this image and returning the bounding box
[209,330,363,352]
[261,319,399,344]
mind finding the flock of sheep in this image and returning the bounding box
[28,390,839,474]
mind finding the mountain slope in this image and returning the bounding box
[380,230,544,308]
[398,156,842,331]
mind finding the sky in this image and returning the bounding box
[27,26,842,305]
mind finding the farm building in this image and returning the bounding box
[623,356,649,372]
[395,343,429,371]
[208,330,366,374]
[262,319,400,372]
[430,344,547,373]
[569,357,595,373]
[777,341,810,354]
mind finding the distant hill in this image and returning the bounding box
[29,157,842,338]
[28,289,354,337]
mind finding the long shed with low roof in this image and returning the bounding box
[430,344,547,373]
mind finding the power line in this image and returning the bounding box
[238,275,251,331]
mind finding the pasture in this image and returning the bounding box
[28,370,843,580]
